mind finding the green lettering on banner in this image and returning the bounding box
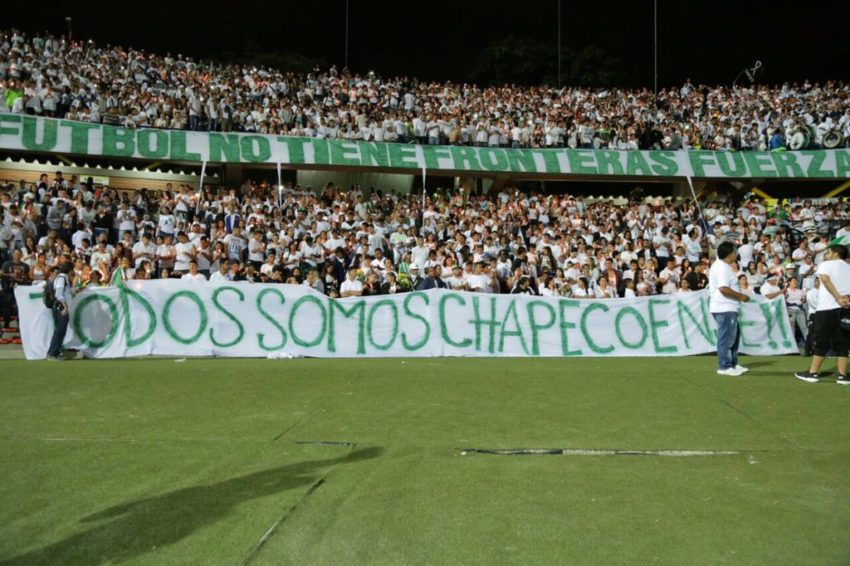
[22,116,58,151]
[804,150,831,178]
[449,146,481,171]
[507,149,537,173]
[626,152,653,176]
[328,300,366,354]
[688,152,716,178]
[470,296,499,353]
[0,114,21,138]
[614,307,648,349]
[102,126,135,157]
[743,152,777,177]
[498,301,529,354]
[401,293,430,351]
[119,287,156,347]
[835,151,850,177]
[170,131,202,161]
[388,143,419,168]
[163,291,208,344]
[596,150,625,175]
[558,300,583,356]
[479,148,509,171]
[61,120,99,154]
[330,140,362,166]
[580,303,613,354]
[737,310,759,348]
[527,301,556,356]
[367,300,399,351]
[648,299,678,353]
[676,298,715,349]
[715,152,747,177]
[288,295,327,348]
[439,294,472,348]
[534,149,561,173]
[771,152,804,178]
[648,151,678,176]
[73,294,119,348]
[137,129,169,159]
[758,300,793,349]
[7,117,850,181]
[361,142,390,167]
[256,288,287,351]
[567,150,597,175]
[241,135,272,163]
[423,145,451,170]
[209,133,241,162]
[209,287,245,348]
[278,137,309,164]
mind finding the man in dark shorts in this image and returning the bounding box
[795,245,850,384]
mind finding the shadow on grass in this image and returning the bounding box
[0,447,382,566]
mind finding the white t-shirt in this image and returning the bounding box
[340,279,363,295]
[174,242,195,271]
[181,272,206,281]
[132,241,156,268]
[815,259,850,312]
[708,260,739,313]
[760,280,782,298]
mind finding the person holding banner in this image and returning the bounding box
[46,262,73,361]
[709,242,750,376]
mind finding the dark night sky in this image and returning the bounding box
[8,0,850,87]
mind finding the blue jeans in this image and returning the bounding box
[713,312,740,370]
[48,303,69,358]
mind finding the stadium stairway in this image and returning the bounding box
[1,315,22,346]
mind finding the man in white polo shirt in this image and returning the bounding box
[795,244,850,384]
[340,268,364,298]
[708,241,751,376]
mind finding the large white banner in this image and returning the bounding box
[16,281,798,360]
[2,115,850,179]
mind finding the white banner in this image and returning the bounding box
[2,115,850,179]
[16,281,798,360]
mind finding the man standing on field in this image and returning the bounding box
[795,244,850,384]
[709,242,750,376]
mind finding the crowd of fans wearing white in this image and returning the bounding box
[2,29,850,152]
[2,170,849,345]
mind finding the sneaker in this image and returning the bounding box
[837,375,850,385]
[735,364,749,373]
[717,367,745,376]
[794,371,819,383]
[45,355,64,362]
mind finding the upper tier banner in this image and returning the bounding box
[1,115,850,179]
[16,281,797,360]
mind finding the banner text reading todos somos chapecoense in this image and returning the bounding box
[2,115,850,178]
[16,281,797,359]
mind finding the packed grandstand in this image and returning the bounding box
[1,28,849,350]
[1,29,849,151]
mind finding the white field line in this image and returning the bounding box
[460,448,742,457]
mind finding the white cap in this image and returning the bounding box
[409,263,420,270]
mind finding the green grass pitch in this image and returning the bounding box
[1,356,849,565]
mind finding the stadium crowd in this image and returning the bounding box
[1,171,848,347]
[2,29,850,151]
